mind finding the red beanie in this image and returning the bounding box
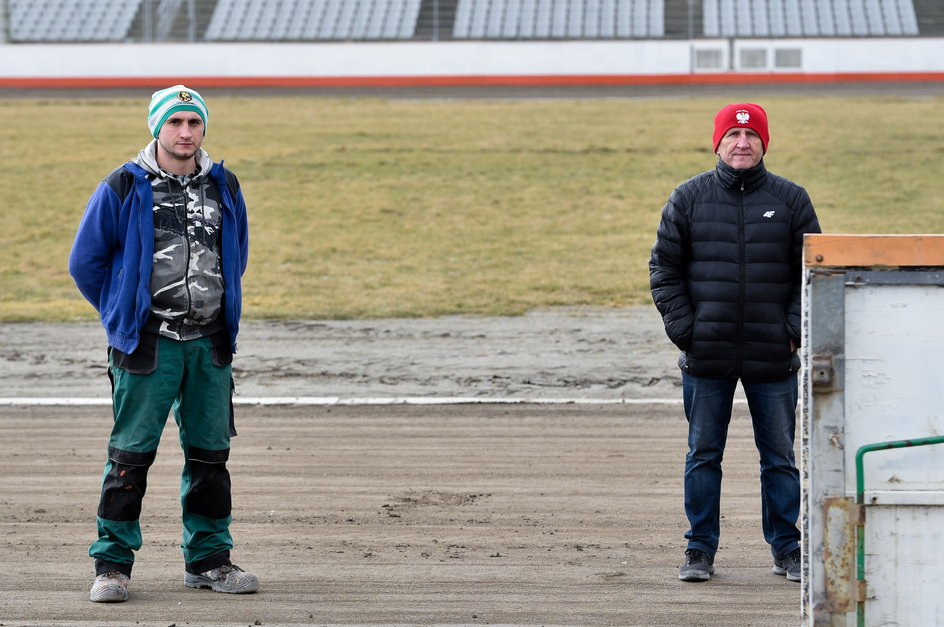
[713,103,769,153]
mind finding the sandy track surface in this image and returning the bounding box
[0,403,801,627]
[0,308,683,401]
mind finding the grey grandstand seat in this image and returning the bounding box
[453,0,663,39]
[255,0,280,38]
[89,0,117,41]
[205,0,420,40]
[242,0,268,38]
[369,0,421,39]
[314,0,344,39]
[300,0,331,39]
[833,0,856,35]
[266,0,297,39]
[205,0,254,40]
[335,2,359,38]
[702,0,918,37]
[283,0,315,39]
[203,0,230,40]
[77,0,104,40]
[880,0,919,35]
[8,0,142,42]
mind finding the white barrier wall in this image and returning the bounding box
[5,41,691,79]
[0,38,943,82]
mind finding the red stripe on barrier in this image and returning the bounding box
[1,72,943,89]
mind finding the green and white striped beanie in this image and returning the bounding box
[147,85,208,138]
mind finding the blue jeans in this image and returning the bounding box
[681,372,800,559]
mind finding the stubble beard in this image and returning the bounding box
[157,139,200,172]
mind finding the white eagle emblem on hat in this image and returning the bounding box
[736,110,750,124]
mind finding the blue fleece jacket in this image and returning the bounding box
[69,160,249,355]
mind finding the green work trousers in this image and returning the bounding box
[89,334,236,577]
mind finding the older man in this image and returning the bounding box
[649,103,821,583]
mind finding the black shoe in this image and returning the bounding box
[678,548,714,581]
[773,548,801,582]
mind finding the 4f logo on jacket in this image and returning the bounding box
[763,211,776,218]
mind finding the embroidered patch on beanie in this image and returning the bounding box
[712,103,769,153]
[147,85,208,138]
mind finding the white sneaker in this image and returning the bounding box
[90,571,130,602]
[185,563,259,594]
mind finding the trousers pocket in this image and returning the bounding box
[210,329,233,367]
[110,331,159,374]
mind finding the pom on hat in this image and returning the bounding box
[712,103,769,153]
[147,85,208,138]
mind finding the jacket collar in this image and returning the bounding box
[133,138,213,180]
[715,157,767,192]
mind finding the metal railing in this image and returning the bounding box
[854,435,944,627]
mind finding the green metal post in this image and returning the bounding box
[854,435,944,627]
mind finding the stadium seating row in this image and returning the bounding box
[5,0,924,42]
[204,0,423,41]
[703,0,919,37]
[453,0,665,39]
[9,0,142,42]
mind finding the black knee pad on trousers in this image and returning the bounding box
[98,447,157,521]
[185,446,232,519]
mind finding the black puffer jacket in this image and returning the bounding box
[649,158,821,381]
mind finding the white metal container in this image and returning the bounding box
[802,234,944,626]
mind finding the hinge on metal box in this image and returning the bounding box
[810,353,834,387]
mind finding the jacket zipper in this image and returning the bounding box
[736,178,746,376]
[177,178,192,336]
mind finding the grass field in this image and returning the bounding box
[1,93,942,321]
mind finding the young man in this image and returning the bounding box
[69,85,257,602]
[649,103,821,583]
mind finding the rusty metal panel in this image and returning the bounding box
[820,497,857,614]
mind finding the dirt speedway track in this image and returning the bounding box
[0,402,801,627]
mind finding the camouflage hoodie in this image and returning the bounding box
[134,139,225,341]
